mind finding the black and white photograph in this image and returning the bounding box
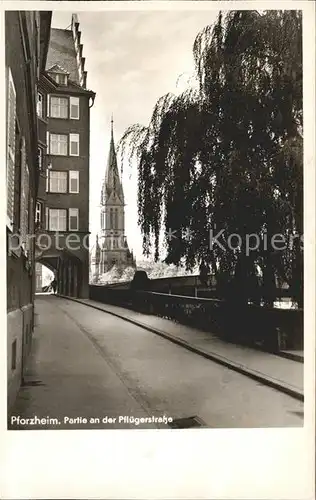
[5,5,306,429]
[2,1,315,497]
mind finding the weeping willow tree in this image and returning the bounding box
[118,10,303,305]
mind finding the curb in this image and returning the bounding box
[278,351,304,363]
[55,295,304,402]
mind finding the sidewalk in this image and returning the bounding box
[60,296,304,401]
[9,297,160,429]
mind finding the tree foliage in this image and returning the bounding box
[118,10,303,305]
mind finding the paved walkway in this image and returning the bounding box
[9,298,159,430]
[62,296,304,400]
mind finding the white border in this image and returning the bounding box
[1,2,315,499]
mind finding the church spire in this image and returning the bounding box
[111,113,114,141]
[102,116,124,203]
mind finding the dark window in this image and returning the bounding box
[37,147,43,170]
[37,92,43,117]
[11,340,17,370]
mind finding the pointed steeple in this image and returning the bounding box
[111,113,114,141]
[103,116,123,202]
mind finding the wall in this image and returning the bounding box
[6,11,45,412]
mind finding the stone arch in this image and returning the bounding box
[36,250,83,298]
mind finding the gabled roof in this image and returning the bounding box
[39,12,52,73]
[46,27,79,84]
[39,71,58,93]
[46,15,94,93]
[47,63,70,75]
[64,79,95,96]
[50,77,95,97]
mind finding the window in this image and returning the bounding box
[54,73,68,85]
[37,92,43,117]
[37,147,43,170]
[35,201,42,223]
[50,134,68,155]
[49,171,67,193]
[11,340,17,370]
[114,208,118,229]
[50,96,68,119]
[70,97,80,119]
[36,274,41,290]
[6,67,16,229]
[46,167,49,192]
[101,211,105,230]
[69,171,79,193]
[110,208,113,228]
[69,208,79,231]
[69,134,79,156]
[49,209,66,231]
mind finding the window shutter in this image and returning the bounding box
[69,171,79,193]
[6,67,16,229]
[70,97,80,119]
[45,207,49,230]
[46,131,50,153]
[69,134,79,156]
[69,208,79,231]
[47,94,50,117]
[20,138,27,250]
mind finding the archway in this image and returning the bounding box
[36,249,84,298]
[35,262,54,294]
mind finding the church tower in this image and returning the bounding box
[92,118,135,277]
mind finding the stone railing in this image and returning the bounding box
[89,286,303,353]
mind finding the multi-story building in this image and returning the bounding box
[6,11,52,411]
[35,14,95,298]
[90,119,136,280]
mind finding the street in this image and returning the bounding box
[9,296,303,430]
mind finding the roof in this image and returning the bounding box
[46,28,79,84]
[47,63,70,75]
[39,71,58,93]
[48,77,95,97]
[64,79,95,96]
[39,12,52,73]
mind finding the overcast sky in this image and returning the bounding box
[52,10,217,260]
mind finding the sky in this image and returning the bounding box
[52,9,218,260]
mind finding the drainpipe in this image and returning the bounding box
[89,94,96,108]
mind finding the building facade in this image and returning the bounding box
[90,120,135,280]
[6,11,52,411]
[35,14,95,298]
